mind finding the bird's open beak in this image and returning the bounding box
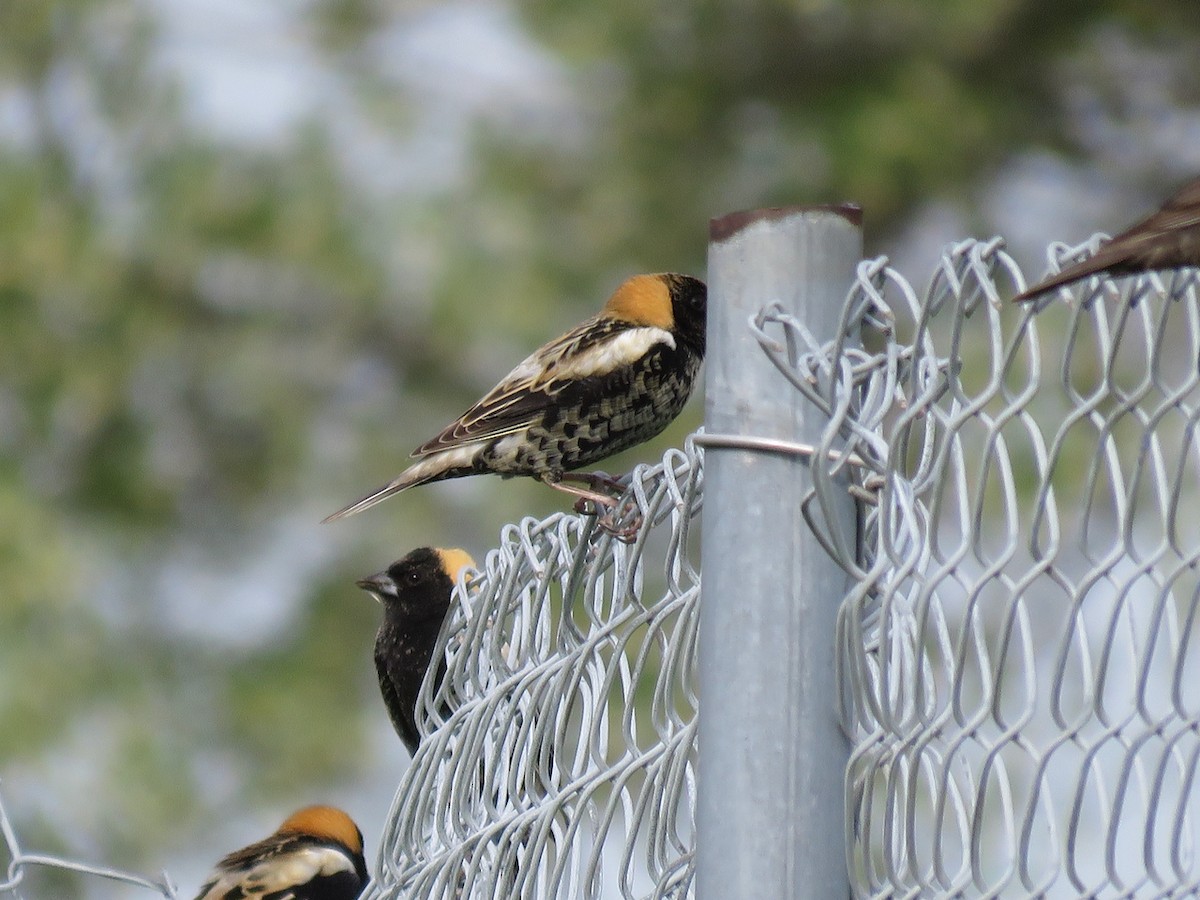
[355,575,389,602]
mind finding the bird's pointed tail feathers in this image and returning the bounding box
[1013,252,1119,302]
[322,448,479,522]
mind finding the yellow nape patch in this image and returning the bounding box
[278,806,362,853]
[436,548,476,584]
[603,274,675,329]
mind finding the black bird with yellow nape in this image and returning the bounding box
[356,546,474,756]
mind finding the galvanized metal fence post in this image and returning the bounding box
[697,205,861,899]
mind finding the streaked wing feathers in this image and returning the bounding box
[412,315,672,457]
[195,833,355,900]
[1017,178,1200,301]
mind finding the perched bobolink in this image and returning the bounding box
[1015,177,1200,302]
[356,547,474,755]
[194,805,367,900]
[324,273,707,521]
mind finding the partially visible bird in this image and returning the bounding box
[1015,177,1200,302]
[194,805,367,900]
[356,546,474,755]
[323,273,707,522]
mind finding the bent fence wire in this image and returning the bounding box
[367,440,703,899]
[768,238,1200,898]
[6,237,1200,899]
[370,237,1200,899]
[0,784,176,898]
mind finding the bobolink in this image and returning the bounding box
[1015,177,1200,302]
[194,805,367,900]
[356,547,474,755]
[324,273,707,521]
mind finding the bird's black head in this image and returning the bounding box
[356,547,474,621]
[664,274,707,359]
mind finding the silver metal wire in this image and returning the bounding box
[0,784,177,898]
[370,237,1200,899]
[367,438,703,899]
[10,236,1199,899]
[759,238,1200,897]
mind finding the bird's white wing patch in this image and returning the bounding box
[505,347,549,384]
[406,323,674,460]
[408,442,490,472]
[200,847,356,899]
[251,845,356,888]
[548,327,673,383]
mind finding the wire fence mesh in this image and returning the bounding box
[761,238,1200,898]
[0,784,176,899]
[371,235,1200,899]
[367,439,703,899]
[6,234,1200,899]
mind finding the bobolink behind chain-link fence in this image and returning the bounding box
[357,547,474,757]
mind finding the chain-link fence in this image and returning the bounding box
[771,236,1200,898]
[371,229,1200,898]
[0,784,176,898]
[367,439,703,899]
[6,226,1200,899]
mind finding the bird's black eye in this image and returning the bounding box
[407,570,422,585]
[680,283,704,308]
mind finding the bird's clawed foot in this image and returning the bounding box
[543,471,643,542]
[574,496,643,542]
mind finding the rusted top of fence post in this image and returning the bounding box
[709,203,863,242]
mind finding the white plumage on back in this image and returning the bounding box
[542,327,674,384]
[196,845,357,900]
[321,272,707,524]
